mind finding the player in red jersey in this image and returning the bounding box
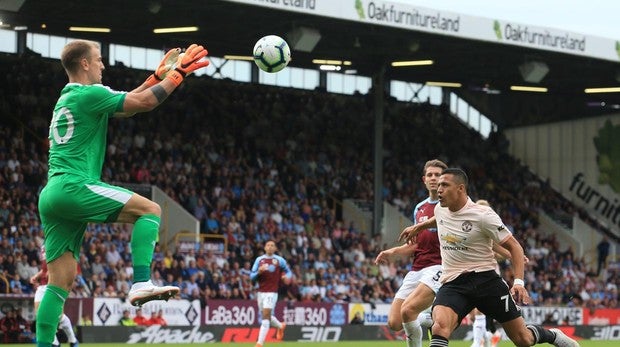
[250,240,292,347]
[30,246,79,347]
[375,159,447,347]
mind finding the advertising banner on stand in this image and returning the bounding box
[204,299,259,325]
[347,303,390,325]
[204,300,347,326]
[80,325,220,343]
[275,301,348,326]
[582,308,620,325]
[78,324,418,343]
[77,324,620,343]
[93,298,200,326]
[520,306,583,325]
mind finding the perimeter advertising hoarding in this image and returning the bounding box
[78,324,409,343]
[92,298,201,326]
[347,302,390,325]
[77,324,620,343]
[521,306,584,325]
[204,299,347,326]
[224,0,619,62]
[582,308,620,325]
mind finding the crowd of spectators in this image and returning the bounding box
[0,308,33,343]
[0,52,618,319]
[118,308,167,326]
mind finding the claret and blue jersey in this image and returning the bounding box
[411,197,442,271]
[250,254,292,293]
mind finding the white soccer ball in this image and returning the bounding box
[253,35,291,73]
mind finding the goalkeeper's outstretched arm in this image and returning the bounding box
[115,44,209,117]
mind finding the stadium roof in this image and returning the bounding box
[2,0,620,128]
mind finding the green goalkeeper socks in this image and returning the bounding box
[36,284,69,347]
[131,214,160,282]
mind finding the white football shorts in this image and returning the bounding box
[394,264,443,300]
[257,291,278,310]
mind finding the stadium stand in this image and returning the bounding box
[0,53,618,318]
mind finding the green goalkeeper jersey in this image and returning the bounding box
[47,83,126,179]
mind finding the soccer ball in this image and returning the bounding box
[253,35,291,73]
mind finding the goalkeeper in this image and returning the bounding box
[36,39,209,347]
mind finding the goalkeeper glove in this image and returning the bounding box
[144,48,181,87]
[166,44,209,86]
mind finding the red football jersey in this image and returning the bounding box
[411,198,442,271]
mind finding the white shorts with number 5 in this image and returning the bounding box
[257,292,278,310]
[394,264,443,300]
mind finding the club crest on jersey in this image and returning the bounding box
[272,259,278,265]
[461,221,472,232]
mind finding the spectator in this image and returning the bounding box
[105,244,122,267]
[350,311,364,325]
[119,310,136,326]
[0,309,19,343]
[15,309,35,343]
[16,253,37,287]
[133,309,149,326]
[90,255,106,277]
[103,284,117,297]
[597,236,610,276]
[542,313,557,325]
[79,315,93,326]
[147,310,167,326]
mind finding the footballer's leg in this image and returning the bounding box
[116,192,179,306]
[402,283,436,347]
[37,179,82,347]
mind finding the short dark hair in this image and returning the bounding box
[442,168,468,188]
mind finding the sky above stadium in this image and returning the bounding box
[405,0,620,40]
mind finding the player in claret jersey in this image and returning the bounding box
[30,245,79,347]
[250,240,292,347]
[375,159,447,347]
[400,168,579,347]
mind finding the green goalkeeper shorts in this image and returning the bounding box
[38,174,133,262]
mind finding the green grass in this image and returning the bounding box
[3,341,618,347]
